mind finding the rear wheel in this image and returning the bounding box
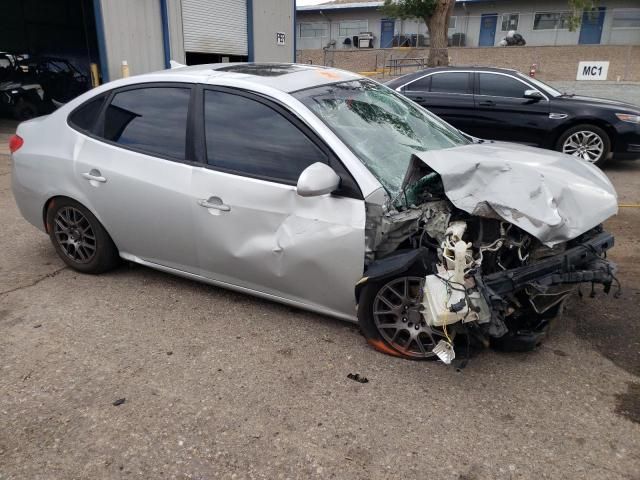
[357,271,448,360]
[556,124,610,167]
[46,198,120,274]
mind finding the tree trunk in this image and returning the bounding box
[425,0,455,67]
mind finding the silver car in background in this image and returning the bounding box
[11,63,619,362]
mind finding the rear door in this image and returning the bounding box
[402,71,476,134]
[72,84,199,273]
[472,72,551,145]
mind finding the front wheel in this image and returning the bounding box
[46,198,120,274]
[556,124,611,167]
[357,273,448,360]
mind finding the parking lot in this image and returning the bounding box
[1,84,640,479]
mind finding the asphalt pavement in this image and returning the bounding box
[1,90,639,479]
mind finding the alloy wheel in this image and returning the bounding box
[562,130,604,163]
[53,206,97,264]
[372,276,445,359]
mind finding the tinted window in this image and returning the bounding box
[204,90,327,183]
[102,87,190,160]
[429,73,470,94]
[479,73,528,98]
[405,75,430,92]
[69,96,105,131]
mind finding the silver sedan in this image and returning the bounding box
[11,63,619,362]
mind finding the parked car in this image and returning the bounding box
[0,52,45,120]
[11,64,618,362]
[386,66,640,166]
[0,54,89,120]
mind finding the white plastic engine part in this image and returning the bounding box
[423,270,492,327]
[453,240,468,284]
[445,221,467,241]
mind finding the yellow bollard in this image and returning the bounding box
[121,60,130,78]
[90,63,100,87]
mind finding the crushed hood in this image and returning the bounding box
[412,143,618,246]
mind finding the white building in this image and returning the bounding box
[296,0,640,50]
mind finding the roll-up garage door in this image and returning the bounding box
[182,0,247,56]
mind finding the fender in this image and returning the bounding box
[354,248,432,303]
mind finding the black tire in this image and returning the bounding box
[555,124,611,167]
[13,99,39,121]
[357,264,447,360]
[46,197,120,274]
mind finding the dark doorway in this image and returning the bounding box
[0,0,99,78]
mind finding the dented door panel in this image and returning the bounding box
[191,168,366,319]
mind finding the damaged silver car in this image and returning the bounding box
[11,64,619,362]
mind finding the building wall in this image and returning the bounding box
[252,0,295,62]
[296,44,640,81]
[166,0,186,63]
[99,0,166,80]
[297,9,385,50]
[297,0,640,49]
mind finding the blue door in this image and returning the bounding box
[579,7,606,44]
[479,14,498,46]
[380,19,395,48]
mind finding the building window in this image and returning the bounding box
[449,16,456,29]
[299,22,329,38]
[339,20,368,37]
[611,9,640,28]
[533,12,572,30]
[501,13,519,31]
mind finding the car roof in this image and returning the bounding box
[140,62,364,93]
[385,66,522,87]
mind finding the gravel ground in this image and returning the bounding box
[1,87,639,479]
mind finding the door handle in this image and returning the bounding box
[479,100,496,107]
[198,198,231,212]
[81,170,107,183]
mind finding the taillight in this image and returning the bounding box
[9,135,23,153]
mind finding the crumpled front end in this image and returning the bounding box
[357,144,620,363]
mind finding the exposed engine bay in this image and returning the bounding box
[357,152,620,364]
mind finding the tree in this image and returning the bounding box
[380,0,455,67]
[567,0,598,31]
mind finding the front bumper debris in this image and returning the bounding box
[477,230,617,336]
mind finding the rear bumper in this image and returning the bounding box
[477,230,616,317]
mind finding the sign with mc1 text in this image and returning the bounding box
[576,61,609,81]
[276,32,286,46]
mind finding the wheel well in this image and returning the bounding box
[551,120,616,151]
[42,195,83,233]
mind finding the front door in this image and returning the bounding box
[472,72,550,145]
[479,14,498,46]
[579,7,606,44]
[380,19,395,48]
[191,88,365,317]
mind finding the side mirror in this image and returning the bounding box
[296,162,340,197]
[524,89,544,100]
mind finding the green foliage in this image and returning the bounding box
[380,0,438,20]
[567,0,598,31]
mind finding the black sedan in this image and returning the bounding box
[386,66,640,166]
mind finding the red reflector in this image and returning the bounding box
[9,135,24,153]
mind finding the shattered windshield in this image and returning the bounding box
[294,79,469,195]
